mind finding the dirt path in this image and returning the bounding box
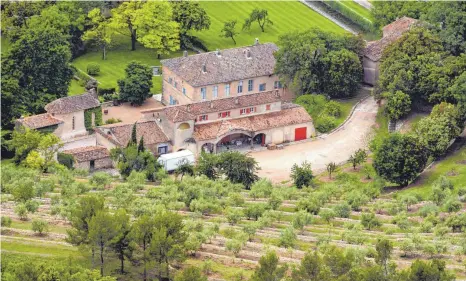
[252,97,379,182]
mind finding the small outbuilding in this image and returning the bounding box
[62,146,112,171]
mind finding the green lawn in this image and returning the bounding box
[397,146,466,198]
[71,35,181,95]
[2,237,80,257]
[191,1,346,50]
[339,0,374,22]
[9,220,70,235]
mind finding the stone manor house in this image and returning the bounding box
[17,41,315,170]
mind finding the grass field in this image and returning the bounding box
[71,35,176,95]
[339,0,374,22]
[191,1,346,50]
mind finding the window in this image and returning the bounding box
[182,87,186,96]
[199,115,208,121]
[266,104,271,111]
[259,83,266,91]
[240,107,255,115]
[218,111,230,118]
[158,145,168,155]
[168,77,173,84]
[72,116,75,130]
[201,87,207,100]
[248,79,254,91]
[213,86,218,99]
[178,123,191,130]
[237,81,243,94]
[174,81,178,89]
[274,81,282,89]
[225,84,230,97]
[169,95,175,105]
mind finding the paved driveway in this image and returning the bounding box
[251,97,379,182]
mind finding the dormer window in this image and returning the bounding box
[202,64,207,73]
[168,77,173,84]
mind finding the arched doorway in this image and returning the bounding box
[216,132,253,153]
[253,133,266,146]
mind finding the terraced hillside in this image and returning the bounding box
[2,146,465,280]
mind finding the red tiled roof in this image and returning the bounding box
[62,146,110,162]
[142,90,283,123]
[161,43,278,87]
[17,113,63,129]
[96,120,170,147]
[193,105,312,141]
[364,17,418,62]
[45,92,100,114]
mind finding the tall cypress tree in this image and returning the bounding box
[127,123,137,147]
[138,136,145,153]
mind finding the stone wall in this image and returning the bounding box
[74,157,113,171]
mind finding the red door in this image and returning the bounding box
[295,127,307,141]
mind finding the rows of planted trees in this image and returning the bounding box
[2,128,465,280]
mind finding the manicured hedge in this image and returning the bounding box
[322,0,374,32]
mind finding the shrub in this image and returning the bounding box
[457,187,466,196]
[226,239,243,257]
[316,115,337,133]
[86,63,100,76]
[333,202,351,218]
[418,203,439,217]
[98,87,116,96]
[25,200,40,213]
[360,212,381,230]
[1,216,12,227]
[226,207,243,225]
[279,227,297,248]
[89,172,112,189]
[57,153,74,169]
[105,118,122,125]
[324,101,342,117]
[290,161,314,189]
[443,197,462,212]
[32,219,49,235]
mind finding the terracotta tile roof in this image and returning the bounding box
[193,105,312,141]
[62,146,110,162]
[161,43,278,87]
[364,17,418,62]
[17,113,63,129]
[142,90,283,123]
[382,16,418,37]
[45,92,100,114]
[96,120,169,147]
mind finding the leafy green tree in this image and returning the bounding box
[292,210,313,233]
[250,251,287,281]
[220,20,239,45]
[110,209,133,274]
[242,9,273,32]
[375,238,393,276]
[385,91,412,120]
[175,159,195,181]
[279,227,297,248]
[8,126,42,164]
[333,202,351,218]
[23,150,45,170]
[130,215,154,281]
[274,28,364,97]
[196,151,219,180]
[226,239,244,257]
[406,259,455,281]
[171,0,210,49]
[83,8,114,60]
[67,195,105,265]
[292,252,329,281]
[31,219,49,236]
[174,266,208,281]
[14,203,28,220]
[37,134,62,172]
[226,207,243,225]
[11,178,35,202]
[291,161,314,188]
[88,210,119,276]
[373,134,428,186]
[138,136,145,153]
[1,216,13,228]
[150,211,187,280]
[217,151,259,189]
[371,1,429,27]
[89,172,112,190]
[423,2,466,55]
[111,144,161,181]
[110,1,179,53]
[360,212,381,230]
[1,25,73,128]
[118,61,153,105]
[326,162,338,179]
[0,1,50,37]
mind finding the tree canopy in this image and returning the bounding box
[274,28,364,98]
[118,61,153,105]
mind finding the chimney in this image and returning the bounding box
[254,38,259,45]
[186,104,191,112]
[235,97,239,105]
[183,50,188,57]
[89,87,98,99]
[210,101,214,109]
[215,49,221,57]
[202,63,207,73]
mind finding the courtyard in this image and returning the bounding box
[252,96,379,182]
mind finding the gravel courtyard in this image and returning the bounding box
[252,96,379,182]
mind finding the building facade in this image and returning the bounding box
[363,17,418,85]
[160,42,293,105]
[140,90,315,155]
